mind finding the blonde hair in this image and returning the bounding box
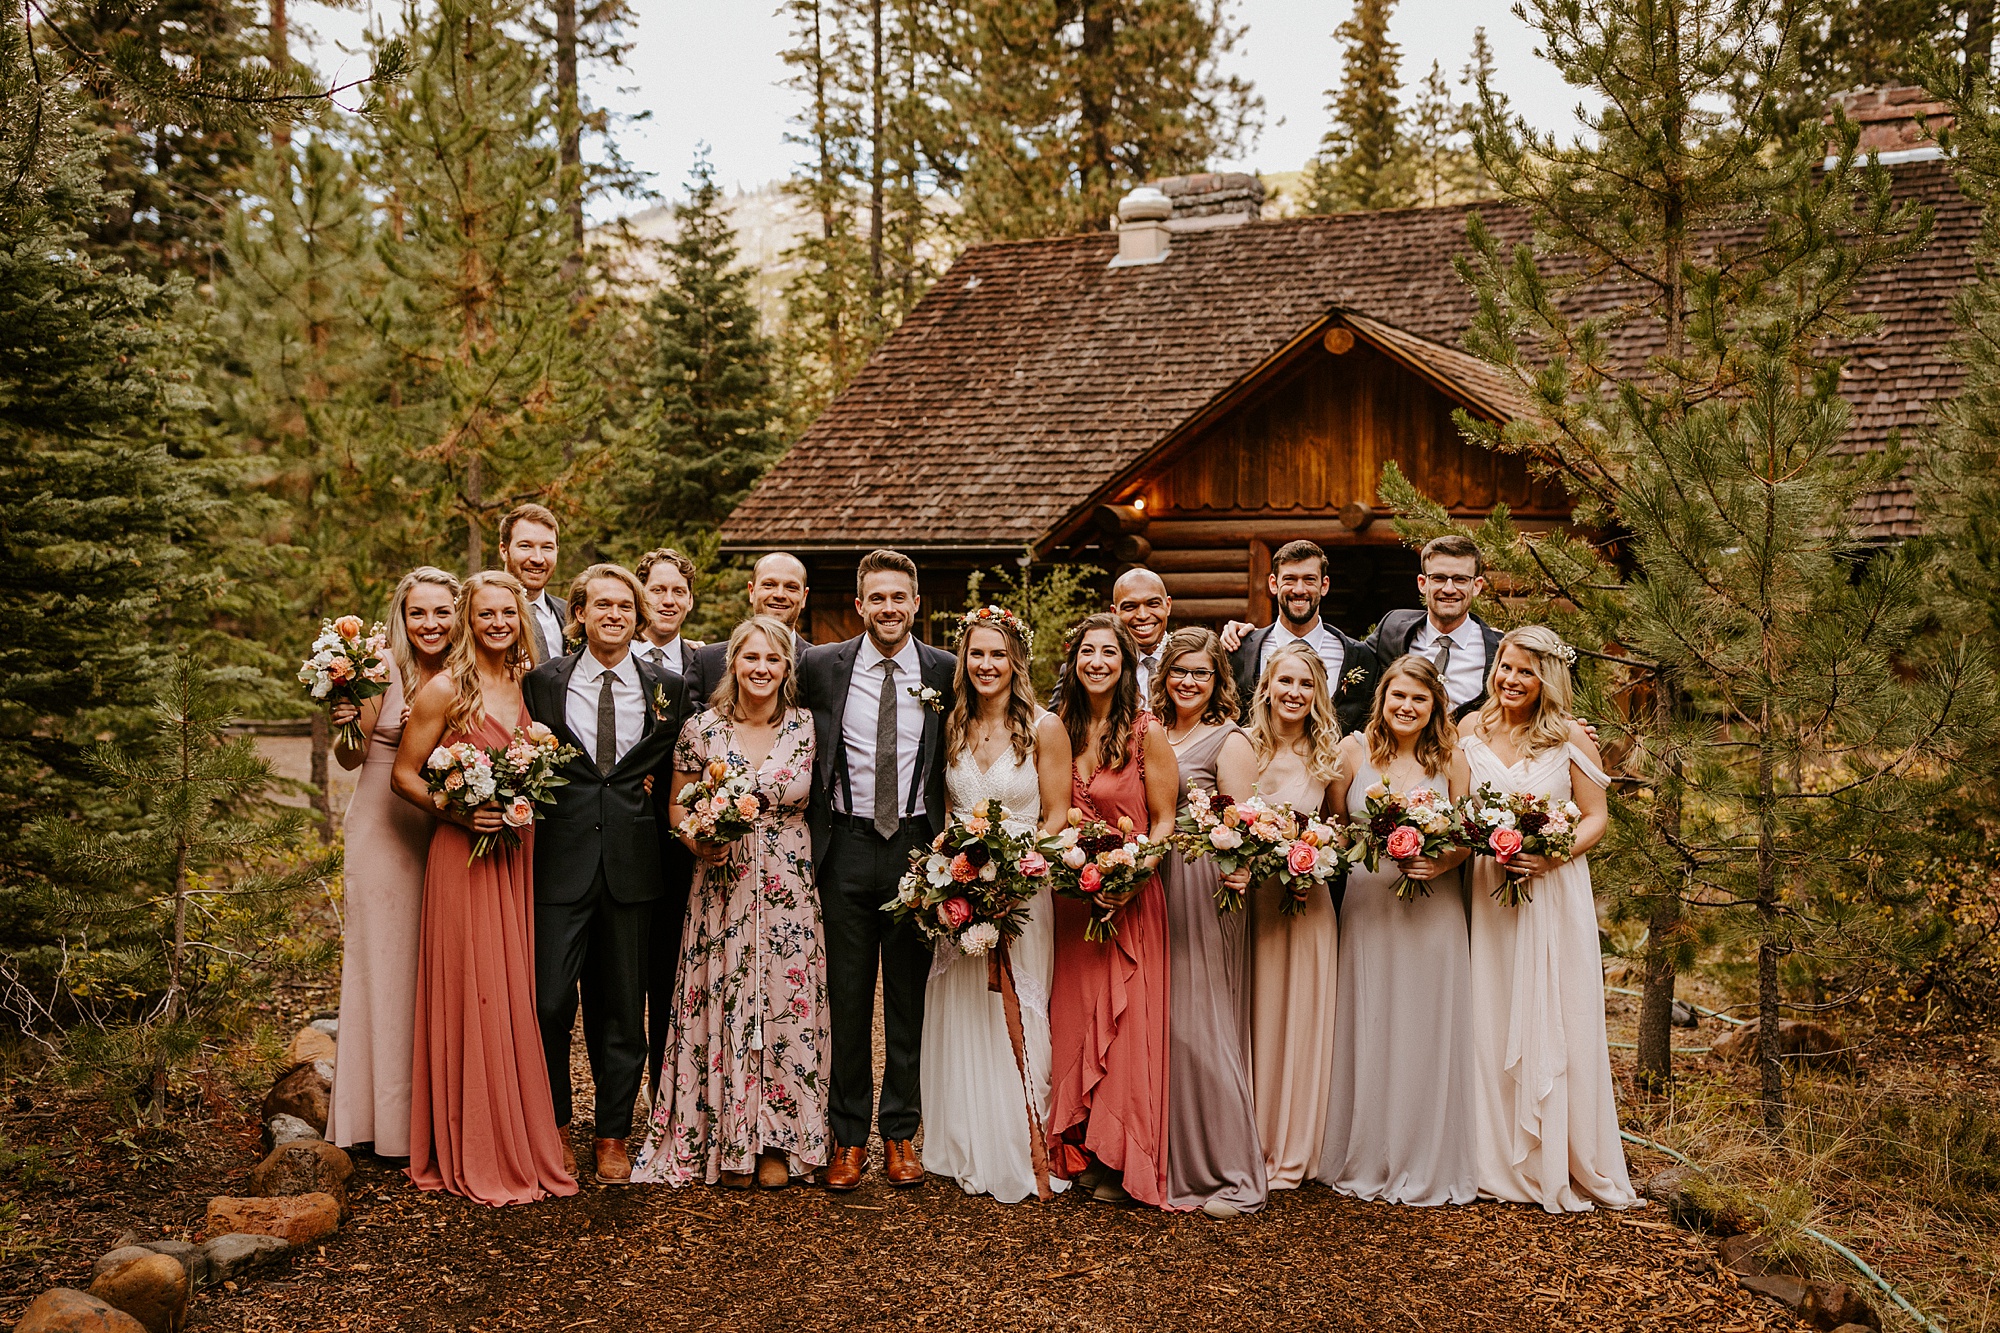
[386,566,461,690]
[1476,625,1575,760]
[1248,641,1342,783]
[710,615,798,720]
[1365,655,1457,777]
[947,618,1038,766]
[1148,626,1239,725]
[443,570,536,735]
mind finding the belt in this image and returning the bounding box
[830,812,924,836]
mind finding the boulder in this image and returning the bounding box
[258,1063,331,1134]
[309,1017,338,1037]
[199,1233,291,1283]
[1802,1283,1880,1330]
[89,1249,158,1286]
[134,1242,209,1289]
[247,1140,352,1215]
[261,1113,321,1152]
[1717,1231,1810,1279]
[13,1288,148,1333]
[1712,1018,1856,1073]
[204,1194,339,1247]
[1640,1164,1757,1235]
[285,1026,336,1067]
[87,1251,187,1333]
[1738,1273,1813,1309]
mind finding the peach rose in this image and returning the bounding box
[1489,827,1524,861]
[1385,825,1423,860]
[502,796,534,828]
[950,853,978,883]
[1286,841,1319,876]
[1019,850,1049,878]
[333,615,364,640]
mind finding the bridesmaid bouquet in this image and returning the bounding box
[676,757,767,846]
[422,741,498,856]
[1047,812,1157,942]
[1172,787,1295,913]
[298,615,391,750]
[484,722,581,858]
[1458,784,1582,906]
[1269,815,1348,916]
[1346,781,1465,901]
[884,797,1047,956]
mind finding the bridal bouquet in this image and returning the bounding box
[1174,788,1297,913]
[1346,781,1465,901]
[1047,812,1158,942]
[1459,784,1582,907]
[884,797,1048,956]
[676,757,767,846]
[298,615,391,750]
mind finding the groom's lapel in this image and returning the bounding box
[819,637,861,785]
[545,652,589,755]
[915,646,950,783]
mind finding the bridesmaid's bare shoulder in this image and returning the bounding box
[408,671,455,717]
[1563,717,1603,767]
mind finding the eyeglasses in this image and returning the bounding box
[1166,666,1216,683]
[1423,574,1481,588]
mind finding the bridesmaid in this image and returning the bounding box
[1461,626,1639,1211]
[1150,627,1267,1218]
[1047,613,1177,1208]
[326,566,459,1164]
[631,616,829,1190]
[392,570,576,1205]
[1244,642,1342,1191]
[1317,655,1478,1205]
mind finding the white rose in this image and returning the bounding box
[1209,826,1244,851]
[428,747,452,770]
[1060,845,1088,869]
[978,861,998,881]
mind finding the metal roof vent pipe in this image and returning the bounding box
[1109,186,1172,269]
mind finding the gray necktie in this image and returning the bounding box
[596,669,618,776]
[1432,635,1452,679]
[874,659,900,839]
[647,645,668,671]
[1140,654,1159,691]
[531,603,553,662]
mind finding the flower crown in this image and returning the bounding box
[956,604,1034,649]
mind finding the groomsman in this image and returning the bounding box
[800,550,953,1192]
[1368,533,1502,721]
[686,551,811,698]
[500,503,568,662]
[1112,567,1173,699]
[522,563,692,1184]
[1223,539,1378,733]
[631,547,700,1104]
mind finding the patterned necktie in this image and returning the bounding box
[874,659,900,839]
[531,602,553,663]
[596,669,618,776]
[1432,635,1453,680]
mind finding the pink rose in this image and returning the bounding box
[1019,851,1049,878]
[502,796,534,828]
[327,657,354,683]
[950,853,978,883]
[333,614,364,640]
[936,897,973,929]
[1078,864,1103,894]
[1287,840,1318,876]
[1385,825,1423,860]
[1489,827,1524,861]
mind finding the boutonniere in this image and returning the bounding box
[908,684,943,712]
[651,683,677,721]
[1342,667,1369,692]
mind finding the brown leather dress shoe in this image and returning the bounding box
[756,1151,791,1189]
[594,1137,632,1185]
[824,1144,867,1192]
[883,1138,924,1187]
[561,1136,578,1180]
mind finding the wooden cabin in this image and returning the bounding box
[720,148,1972,644]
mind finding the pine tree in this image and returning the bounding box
[1304,0,1411,213]
[1403,0,1997,1125]
[603,153,783,556]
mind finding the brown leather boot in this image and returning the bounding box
[756,1151,791,1189]
[561,1135,577,1180]
[824,1143,867,1192]
[883,1138,924,1187]
[593,1137,632,1185]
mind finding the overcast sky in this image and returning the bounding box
[299,0,1578,212]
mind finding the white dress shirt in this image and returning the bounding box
[1258,618,1345,691]
[1410,616,1487,710]
[638,635,686,675]
[840,635,926,819]
[527,591,567,664]
[564,648,644,769]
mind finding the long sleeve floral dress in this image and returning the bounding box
[631,706,830,1186]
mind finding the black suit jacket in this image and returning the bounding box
[1369,609,1503,722]
[686,628,815,708]
[799,635,955,867]
[1229,623,1379,735]
[522,648,692,905]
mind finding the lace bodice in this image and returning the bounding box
[946,744,1042,824]
[1459,733,1609,802]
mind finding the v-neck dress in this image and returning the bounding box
[631,706,829,1185]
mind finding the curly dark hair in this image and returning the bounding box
[1055,612,1143,772]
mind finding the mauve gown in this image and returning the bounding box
[1316,753,1478,1205]
[1162,723,1267,1212]
[407,709,577,1206]
[327,669,427,1158]
[1047,715,1171,1208]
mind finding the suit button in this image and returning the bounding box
[594,823,602,832]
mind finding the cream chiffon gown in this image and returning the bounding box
[918,744,1068,1203]
[1461,732,1640,1211]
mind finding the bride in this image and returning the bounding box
[919,606,1074,1202]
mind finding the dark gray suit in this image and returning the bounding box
[799,634,954,1147]
[1368,609,1503,721]
[1229,622,1380,734]
[523,648,691,1140]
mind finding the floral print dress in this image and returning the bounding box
[631,706,829,1185]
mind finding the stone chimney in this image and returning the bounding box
[1109,186,1173,268]
[1151,172,1264,231]
[1825,85,1951,161]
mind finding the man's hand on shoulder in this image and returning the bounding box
[1218,620,1255,653]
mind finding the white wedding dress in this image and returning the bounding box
[919,744,1068,1202]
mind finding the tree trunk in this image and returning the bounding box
[868,0,886,313]
[271,0,291,149]
[1635,674,1683,1091]
[1756,708,1783,1132]
[1076,0,1117,217]
[554,0,584,267]
[466,455,485,572]
[309,709,333,841]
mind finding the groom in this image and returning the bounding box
[801,549,953,1191]
[523,563,692,1184]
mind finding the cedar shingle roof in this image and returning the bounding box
[722,158,1976,550]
